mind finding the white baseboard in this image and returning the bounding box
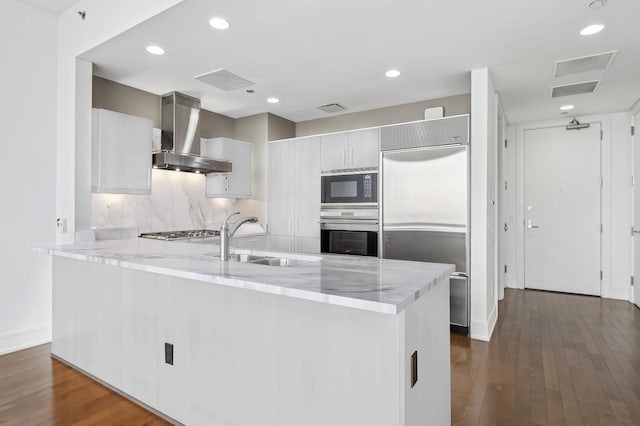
[0,325,51,356]
[603,287,631,301]
[470,303,498,342]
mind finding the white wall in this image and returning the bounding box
[469,69,500,341]
[504,113,633,301]
[0,1,57,354]
[56,0,184,244]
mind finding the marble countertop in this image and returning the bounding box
[38,237,454,315]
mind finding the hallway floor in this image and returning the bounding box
[451,289,640,425]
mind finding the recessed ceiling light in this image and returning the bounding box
[267,97,279,104]
[209,17,230,30]
[580,24,604,36]
[386,69,401,78]
[146,45,165,55]
[560,105,575,111]
[175,168,181,172]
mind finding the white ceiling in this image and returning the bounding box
[17,0,77,16]
[78,0,640,124]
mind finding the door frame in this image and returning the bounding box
[632,103,640,307]
[516,115,608,293]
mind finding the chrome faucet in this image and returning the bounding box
[220,212,258,261]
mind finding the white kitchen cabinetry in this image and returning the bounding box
[320,128,379,172]
[203,137,252,199]
[92,108,152,194]
[268,136,320,251]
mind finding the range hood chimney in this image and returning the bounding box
[152,92,232,174]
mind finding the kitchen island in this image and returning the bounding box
[41,238,453,426]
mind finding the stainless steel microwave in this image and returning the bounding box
[321,172,377,205]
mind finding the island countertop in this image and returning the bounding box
[39,237,454,315]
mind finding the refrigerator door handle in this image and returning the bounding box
[450,272,468,278]
[384,224,466,233]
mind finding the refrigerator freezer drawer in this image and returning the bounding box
[383,230,467,273]
[450,275,469,328]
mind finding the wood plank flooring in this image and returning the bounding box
[0,344,169,425]
[452,289,640,426]
[0,288,638,425]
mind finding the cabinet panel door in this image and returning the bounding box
[206,174,229,195]
[204,138,252,198]
[268,141,295,236]
[320,133,348,172]
[226,141,252,197]
[268,235,294,251]
[92,109,152,194]
[294,137,321,238]
[348,128,379,169]
[295,237,321,254]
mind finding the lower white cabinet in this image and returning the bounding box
[92,108,152,194]
[203,137,252,198]
[268,137,320,250]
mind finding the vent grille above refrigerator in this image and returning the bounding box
[551,80,600,98]
[380,115,469,151]
[195,69,253,91]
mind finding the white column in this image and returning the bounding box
[470,68,499,341]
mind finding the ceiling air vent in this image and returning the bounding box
[553,51,616,77]
[317,103,347,113]
[551,80,600,98]
[194,69,253,91]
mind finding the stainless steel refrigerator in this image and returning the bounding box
[380,115,470,334]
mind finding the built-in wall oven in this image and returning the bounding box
[320,207,378,257]
[321,172,377,205]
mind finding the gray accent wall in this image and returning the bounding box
[268,113,296,141]
[295,93,471,136]
[93,76,162,128]
[92,76,236,138]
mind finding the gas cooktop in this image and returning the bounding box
[139,230,220,241]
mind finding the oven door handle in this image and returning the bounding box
[320,222,379,232]
[320,220,379,225]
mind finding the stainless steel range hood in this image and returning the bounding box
[153,92,232,174]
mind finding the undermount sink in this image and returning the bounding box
[225,253,317,267]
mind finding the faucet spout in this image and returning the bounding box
[220,212,259,261]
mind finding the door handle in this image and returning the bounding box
[527,220,539,229]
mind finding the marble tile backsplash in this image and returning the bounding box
[91,169,237,233]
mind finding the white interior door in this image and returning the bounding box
[524,124,601,295]
[634,111,640,308]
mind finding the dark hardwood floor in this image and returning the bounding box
[0,344,169,425]
[0,289,638,425]
[452,288,640,426]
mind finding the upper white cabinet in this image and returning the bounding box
[320,128,379,172]
[92,108,152,195]
[203,137,253,199]
[268,136,321,249]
